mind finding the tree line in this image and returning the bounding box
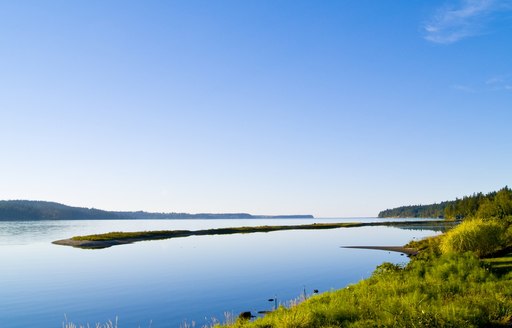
[0,200,313,220]
[378,186,512,220]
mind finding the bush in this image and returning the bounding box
[372,262,404,277]
[440,219,506,257]
[406,235,442,260]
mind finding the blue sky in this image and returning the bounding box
[1,0,511,217]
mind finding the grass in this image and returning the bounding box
[71,230,191,241]
[217,253,512,328]
[440,219,506,257]
[216,223,512,328]
[483,251,512,276]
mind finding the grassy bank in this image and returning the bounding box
[219,253,512,327]
[218,217,512,327]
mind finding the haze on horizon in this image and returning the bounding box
[1,1,511,217]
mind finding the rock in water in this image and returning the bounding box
[238,311,253,320]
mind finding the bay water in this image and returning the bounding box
[0,218,441,327]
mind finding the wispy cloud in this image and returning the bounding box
[451,84,476,93]
[485,76,505,85]
[452,74,512,92]
[485,74,512,91]
[424,0,507,44]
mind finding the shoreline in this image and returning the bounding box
[52,219,448,249]
[342,245,419,256]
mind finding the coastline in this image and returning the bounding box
[342,245,418,256]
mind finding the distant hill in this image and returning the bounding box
[0,200,314,221]
[378,186,511,220]
[378,202,451,219]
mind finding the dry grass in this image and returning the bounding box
[63,315,119,328]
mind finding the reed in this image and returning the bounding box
[62,316,118,328]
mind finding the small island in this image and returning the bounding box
[53,220,448,249]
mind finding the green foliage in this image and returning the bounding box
[477,198,502,220]
[378,202,449,218]
[476,188,512,220]
[443,187,512,221]
[437,187,512,258]
[372,262,404,276]
[405,235,443,259]
[379,186,512,221]
[440,219,506,257]
[219,254,512,327]
[483,252,512,276]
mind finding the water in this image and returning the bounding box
[0,218,441,327]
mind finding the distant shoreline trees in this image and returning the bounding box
[0,200,313,220]
[378,186,512,221]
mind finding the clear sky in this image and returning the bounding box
[1,0,511,217]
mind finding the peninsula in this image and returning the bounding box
[52,220,449,249]
[0,200,313,221]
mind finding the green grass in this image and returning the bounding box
[219,253,512,328]
[483,252,512,276]
[440,219,507,257]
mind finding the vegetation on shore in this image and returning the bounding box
[221,188,512,327]
[0,200,313,221]
[379,186,511,220]
[220,254,511,327]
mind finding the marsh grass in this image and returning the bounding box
[218,253,512,327]
[440,219,507,257]
[180,312,236,328]
[63,315,119,328]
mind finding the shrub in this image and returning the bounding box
[372,262,404,277]
[440,219,506,257]
[406,235,443,260]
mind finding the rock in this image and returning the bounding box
[238,311,253,320]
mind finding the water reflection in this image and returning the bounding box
[392,221,459,232]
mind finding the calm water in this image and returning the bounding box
[0,218,441,327]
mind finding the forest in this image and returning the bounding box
[0,200,312,220]
[378,186,512,220]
